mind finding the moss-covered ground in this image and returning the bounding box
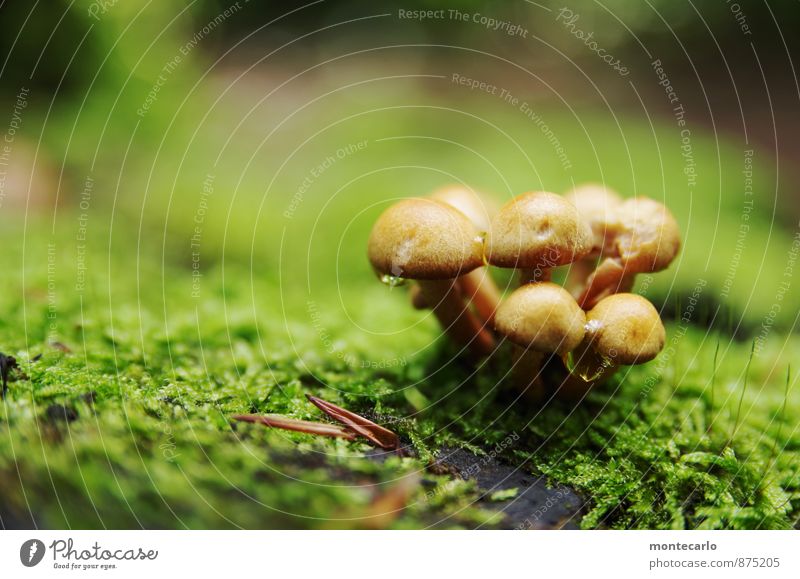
[1,216,798,530]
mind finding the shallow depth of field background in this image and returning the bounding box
[0,0,799,529]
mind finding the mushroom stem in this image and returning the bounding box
[565,258,596,296]
[511,347,546,402]
[617,273,636,293]
[578,257,626,309]
[410,268,502,324]
[409,283,426,310]
[575,197,681,309]
[417,279,495,355]
[457,267,502,323]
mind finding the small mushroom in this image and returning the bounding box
[419,185,502,323]
[563,183,622,294]
[430,184,494,232]
[578,197,681,309]
[487,191,593,285]
[564,184,622,253]
[368,198,495,355]
[566,293,666,386]
[494,282,586,400]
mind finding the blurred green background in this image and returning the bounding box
[2,0,799,332]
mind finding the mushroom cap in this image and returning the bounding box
[585,293,666,365]
[564,183,622,254]
[609,197,681,273]
[494,282,586,355]
[367,198,484,280]
[486,191,593,269]
[430,185,495,232]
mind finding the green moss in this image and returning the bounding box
[1,221,797,529]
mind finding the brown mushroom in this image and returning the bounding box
[494,282,586,400]
[564,293,666,388]
[414,185,503,323]
[563,183,622,294]
[430,184,494,232]
[368,198,495,355]
[564,184,622,252]
[486,191,593,285]
[578,197,681,309]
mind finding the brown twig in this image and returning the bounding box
[305,394,401,450]
[232,414,356,440]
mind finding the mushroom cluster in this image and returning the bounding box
[367,184,680,401]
